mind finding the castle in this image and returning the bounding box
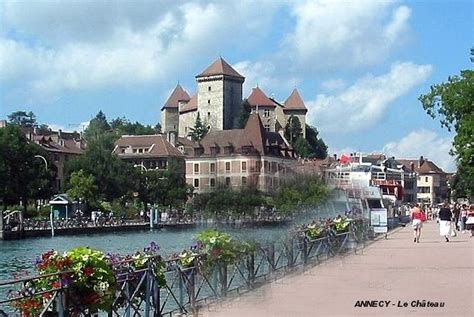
[161,58,308,139]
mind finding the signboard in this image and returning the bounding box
[371,208,388,233]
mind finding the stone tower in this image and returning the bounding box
[195,58,245,131]
[161,83,190,134]
[283,89,308,138]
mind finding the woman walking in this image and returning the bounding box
[438,203,452,242]
[411,204,426,243]
[460,204,468,233]
[466,205,474,238]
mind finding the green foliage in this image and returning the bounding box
[306,224,325,240]
[0,125,55,210]
[274,176,329,214]
[284,115,302,144]
[83,110,111,142]
[234,99,252,128]
[190,187,265,216]
[195,229,238,265]
[419,51,474,198]
[110,117,158,136]
[189,112,208,141]
[7,110,37,127]
[135,160,191,209]
[305,125,328,159]
[294,137,311,158]
[67,170,98,204]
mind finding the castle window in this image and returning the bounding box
[194,179,199,188]
[241,161,247,172]
[264,124,270,132]
[208,112,210,118]
[264,109,270,117]
[208,86,211,91]
[225,177,231,186]
[242,176,247,185]
[210,163,216,173]
[208,99,211,105]
[194,163,199,174]
[210,178,216,187]
[225,162,231,172]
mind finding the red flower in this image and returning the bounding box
[51,281,61,289]
[83,267,95,276]
[211,248,222,257]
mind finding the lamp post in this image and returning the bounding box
[134,164,153,229]
[34,155,48,170]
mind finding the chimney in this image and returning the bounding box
[419,156,424,167]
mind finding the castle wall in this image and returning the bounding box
[161,108,179,133]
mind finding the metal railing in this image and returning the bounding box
[1,220,371,316]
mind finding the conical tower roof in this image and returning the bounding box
[162,84,190,109]
[196,57,244,79]
[284,88,307,111]
[247,87,276,108]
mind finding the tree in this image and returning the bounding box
[294,137,311,158]
[110,117,158,136]
[305,125,328,159]
[67,170,98,205]
[8,111,37,127]
[0,125,55,223]
[234,99,252,128]
[284,116,302,144]
[83,110,111,141]
[418,49,474,198]
[189,113,208,141]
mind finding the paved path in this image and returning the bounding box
[198,221,473,317]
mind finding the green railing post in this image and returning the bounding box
[268,244,275,273]
[187,268,196,314]
[302,238,308,264]
[178,270,185,313]
[219,262,228,297]
[287,239,294,268]
[247,254,255,288]
[145,261,152,317]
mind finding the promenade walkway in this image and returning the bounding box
[199,221,473,317]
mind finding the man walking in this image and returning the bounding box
[438,203,452,242]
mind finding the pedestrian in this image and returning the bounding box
[465,205,474,238]
[438,202,452,242]
[411,204,426,243]
[460,204,468,233]
[452,203,461,231]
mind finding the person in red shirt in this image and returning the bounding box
[411,203,426,243]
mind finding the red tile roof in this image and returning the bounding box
[398,159,445,174]
[114,135,183,158]
[196,57,244,79]
[162,84,190,110]
[247,87,277,108]
[284,89,307,111]
[179,93,197,113]
[191,113,293,158]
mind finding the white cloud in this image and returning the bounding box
[47,121,89,133]
[307,62,432,133]
[0,1,280,96]
[320,79,346,92]
[383,129,455,172]
[284,0,412,71]
[234,60,299,98]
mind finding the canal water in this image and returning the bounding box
[0,205,345,306]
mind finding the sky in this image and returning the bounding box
[0,0,472,172]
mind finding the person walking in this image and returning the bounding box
[460,204,468,233]
[465,205,474,238]
[452,204,461,231]
[411,204,426,243]
[438,203,452,242]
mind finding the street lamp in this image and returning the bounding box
[34,155,48,170]
[134,163,148,172]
